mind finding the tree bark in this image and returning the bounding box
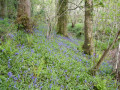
[91,30,120,75]
[57,0,68,37]
[83,0,94,55]
[0,0,7,18]
[16,0,32,33]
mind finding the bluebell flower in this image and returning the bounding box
[8,59,12,61]
[8,72,13,77]
[14,84,16,88]
[8,61,10,64]
[31,49,34,53]
[21,45,24,49]
[8,33,14,38]
[33,77,37,84]
[49,84,52,88]
[61,85,64,88]
[28,68,30,71]
[8,64,11,68]
[0,18,3,20]
[77,75,80,78]
[14,77,18,81]
[15,52,19,55]
[23,74,25,77]
[18,74,20,78]
[29,84,31,88]
[31,76,34,80]
[39,86,43,89]
[2,49,5,52]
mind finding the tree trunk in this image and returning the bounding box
[83,0,94,55]
[16,0,32,33]
[0,0,7,18]
[91,30,120,76]
[7,0,18,19]
[57,0,68,37]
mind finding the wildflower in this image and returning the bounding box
[28,68,30,71]
[85,79,87,83]
[8,59,12,61]
[8,33,14,38]
[18,74,20,78]
[14,84,16,88]
[49,84,52,88]
[77,75,80,78]
[31,49,34,53]
[15,52,19,55]
[2,49,5,52]
[8,64,11,68]
[31,76,34,80]
[29,84,31,88]
[14,77,18,81]
[39,86,43,89]
[8,72,13,77]
[61,85,64,88]
[35,84,38,88]
[33,78,37,84]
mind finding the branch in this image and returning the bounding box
[91,30,120,75]
[68,0,84,10]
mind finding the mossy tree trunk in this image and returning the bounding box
[16,0,32,33]
[83,0,94,55]
[7,0,18,19]
[0,0,7,18]
[57,0,68,37]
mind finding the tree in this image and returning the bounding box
[57,0,68,37]
[16,0,32,33]
[7,0,18,19]
[91,30,120,75]
[83,0,94,55]
[0,0,7,18]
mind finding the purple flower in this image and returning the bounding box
[33,78,37,84]
[8,72,13,77]
[61,85,64,88]
[31,76,34,80]
[64,70,67,72]
[49,84,52,88]
[8,59,12,61]
[29,84,31,88]
[15,53,19,55]
[14,77,18,81]
[2,49,5,52]
[8,33,14,38]
[77,75,80,78]
[85,79,87,83]
[40,86,43,89]
[14,84,17,88]
[18,74,20,78]
[0,18,3,20]
[31,49,34,53]
[8,64,11,68]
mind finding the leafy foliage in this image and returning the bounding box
[0,23,119,89]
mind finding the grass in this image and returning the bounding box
[0,19,119,90]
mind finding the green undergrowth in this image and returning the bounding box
[68,23,84,38]
[0,23,119,89]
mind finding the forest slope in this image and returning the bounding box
[0,22,118,89]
